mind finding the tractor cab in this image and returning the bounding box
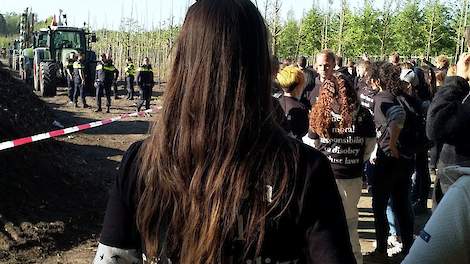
[32,26,96,96]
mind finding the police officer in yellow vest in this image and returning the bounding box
[136,57,155,112]
[73,52,89,108]
[94,53,118,113]
[106,53,120,99]
[125,57,136,100]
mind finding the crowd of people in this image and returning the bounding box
[65,53,154,113]
[91,0,470,263]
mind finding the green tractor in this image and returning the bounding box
[32,25,97,96]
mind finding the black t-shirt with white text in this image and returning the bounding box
[309,106,376,179]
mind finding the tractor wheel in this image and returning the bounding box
[39,61,57,97]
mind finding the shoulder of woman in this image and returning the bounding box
[115,141,144,205]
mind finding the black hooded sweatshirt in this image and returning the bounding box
[426,76,470,165]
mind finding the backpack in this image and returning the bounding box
[396,95,431,156]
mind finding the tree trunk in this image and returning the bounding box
[337,0,347,55]
[426,1,437,60]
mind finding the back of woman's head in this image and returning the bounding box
[370,61,403,95]
[310,73,357,138]
[137,0,297,263]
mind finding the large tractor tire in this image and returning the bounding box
[39,61,57,97]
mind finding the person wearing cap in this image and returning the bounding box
[400,66,432,214]
[94,53,117,113]
[125,58,136,100]
[136,57,154,112]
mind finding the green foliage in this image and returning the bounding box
[0,35,14,48]
[341,4,382,57]
[92,21,180,82]
[391,0,427,56]
[278,11,300,59]
[270,0,462,60]
[0,14,7,34]
[298,9,323,57]
[423,1,456,56]
[3,13,20,35]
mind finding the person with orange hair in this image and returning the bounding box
[306,68,376,264]
[276,65,309,139]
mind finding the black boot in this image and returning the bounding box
[106,106,110,113]
[94,108,102,112]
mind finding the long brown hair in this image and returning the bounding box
[309,74,357,138]
[136,0,298,263]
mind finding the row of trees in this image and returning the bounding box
[92,18,179,81]
[90,0,469,80]
[272,0,466,62]
[2,0,469,71]
[0,13,21,48]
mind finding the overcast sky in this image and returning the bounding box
[0,0,380,30]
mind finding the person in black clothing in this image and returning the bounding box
[297,55,307,70]
[356,60,377,114]
[367,62,415,260]
[276,65,309,140]
[136,57,154,112]
[299,68,318,110]
[95,54,118,113]
[271,56,283,97]
[93,1,356,263]
[66,53,76,103]
[73,52,89,108]
[428,70,446,174]
[400,67,432,214]
[307,71,376,264]
[427,52,470,200]
[347,60,357,79]
[104,53,120,100]
[125,57,136,100]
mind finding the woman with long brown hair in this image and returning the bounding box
[367,62,415,261]
[306,51,376,264]
[93,1,355,263]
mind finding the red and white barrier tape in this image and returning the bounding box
[0,107,160,151]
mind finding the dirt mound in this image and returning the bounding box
[0,63,102,262]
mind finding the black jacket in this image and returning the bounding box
[426,76,470,164]
[137,64,154,86]
[278,95,309,140]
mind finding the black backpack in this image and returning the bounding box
[396,95,431,156]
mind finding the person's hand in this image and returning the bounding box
[390,144,400,159]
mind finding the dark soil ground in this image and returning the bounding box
[0,60,163,263]
[0,59,431,264]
